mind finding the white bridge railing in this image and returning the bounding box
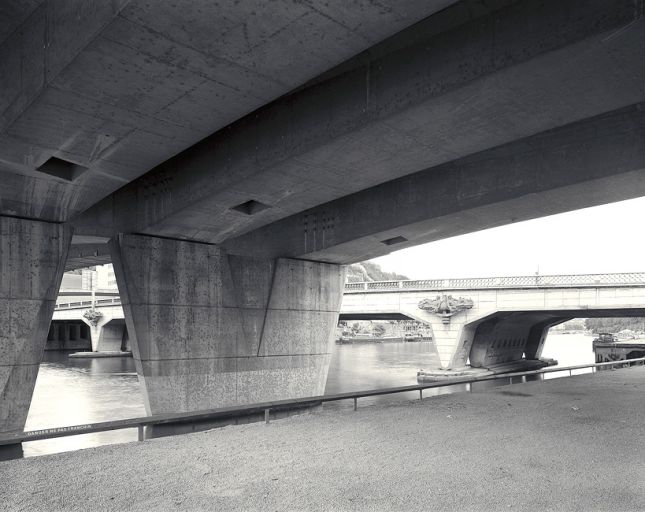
[54,273,645,309]
[345,272,645,292]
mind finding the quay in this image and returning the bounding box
[2,366,644,511]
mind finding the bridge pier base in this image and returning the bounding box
[0,217,70,433]
[81,316,126,353]
[109,234,345,415]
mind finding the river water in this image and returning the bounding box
[22,332,594,457]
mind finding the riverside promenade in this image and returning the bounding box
[2,368,644,511]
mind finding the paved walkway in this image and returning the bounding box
[2,367,645,511]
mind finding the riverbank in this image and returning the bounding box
[2,366,644,511]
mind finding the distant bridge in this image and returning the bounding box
[50,291,125,352]
[341,272,645,371]
[52,273,645,368]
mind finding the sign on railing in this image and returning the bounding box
[345,272,645,292]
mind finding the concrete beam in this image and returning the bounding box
[65,242,111,271]
[224,103,645,263]
[3,0,454,222]
[0,216,70,433]
[72,0,645,244]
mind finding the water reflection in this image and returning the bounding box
[24,352,145,457]
[23,333,595,457]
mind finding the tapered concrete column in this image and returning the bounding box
[0,217,71,432]
[109,234,345,415]
[81,316,108,352]
[524,317,570,360]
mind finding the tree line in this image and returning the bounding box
[585,318,645,333]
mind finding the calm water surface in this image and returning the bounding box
[23,332,595,457]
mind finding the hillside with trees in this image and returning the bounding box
[346,261,408,282]
[585,318,645,333]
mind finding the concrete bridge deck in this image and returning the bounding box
[2,366,643,511]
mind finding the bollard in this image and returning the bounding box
[353,398,357,411]
[569,369,572,377]
[419,389,423,400]
[137,425,144,442]
[265,409,270,424]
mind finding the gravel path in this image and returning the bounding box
[2,367,644,511]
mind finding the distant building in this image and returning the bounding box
[59,264,118,292]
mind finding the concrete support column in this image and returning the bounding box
[469,313,571,368]
[81,317,106,352]
[0,217,70,432]
[525,318,570,360]
[109,234,345,415]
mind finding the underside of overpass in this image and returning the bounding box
[1,0,644,432]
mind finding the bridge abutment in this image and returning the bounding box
[109,233,345,415]
[0,217,70,433]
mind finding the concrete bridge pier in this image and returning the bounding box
[466,312,579,370]
[0,217,71,433]
[109,233,345,416]
[524,317,571,361]
[80,316,127,353]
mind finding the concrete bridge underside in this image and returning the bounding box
[1,0,645,433]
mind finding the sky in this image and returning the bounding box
[370,196,645,280]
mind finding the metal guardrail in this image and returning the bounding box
[2,356,644,447]
[345,272,645,292]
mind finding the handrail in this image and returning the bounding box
[345,272,645,292]
[2,356,644,447]
[55,298,122,310]
[52,272,645,308]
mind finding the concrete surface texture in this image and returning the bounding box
[341,280,645,369]
[2,367,644,511]
[1,0,451,222]
[224,104,645,263]
[0,217,70,432]
[109,233,346,414]
[74,0,645,250]
[0,1,641,270]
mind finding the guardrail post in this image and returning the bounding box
[353,398,357,411]
[569,369,572,377]
[137,425,144,442]
[264,409,270,424]
[419,389,423,400]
